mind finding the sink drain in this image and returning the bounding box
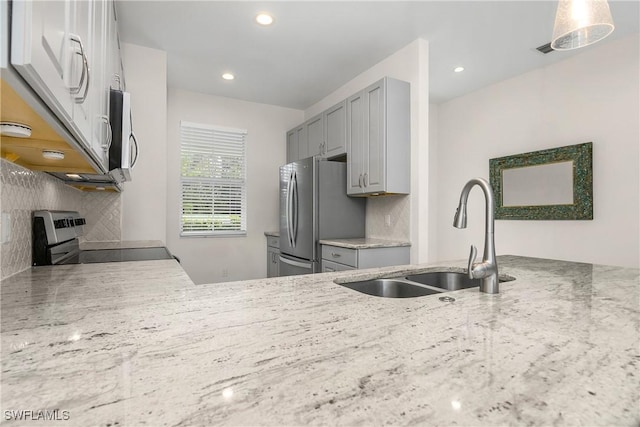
[439,296,456,303]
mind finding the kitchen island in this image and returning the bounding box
[1,256,638,425]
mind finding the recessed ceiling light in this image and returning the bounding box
[454,66,465,73]
[42,150,65,160]
[255,13,274,26]
[222,73,235,81]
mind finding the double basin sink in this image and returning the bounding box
[338,270,515,298]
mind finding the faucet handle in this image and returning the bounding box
[467,245,477,278]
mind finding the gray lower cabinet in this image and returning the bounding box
[266,236,280,278]
[321,244,410,272]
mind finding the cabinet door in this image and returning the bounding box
[364,80,386,193]
[346,91,364,195]
[296,125,308,160]
[306,114,324,157]
[88,0,110,169]
[69,0,93,147]
[11,0,74,121]
[323,100,346,159]
[286,129,298,163]
[107,0,122,90]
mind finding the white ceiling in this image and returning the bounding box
[116,1,640,110]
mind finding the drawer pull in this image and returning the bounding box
[331,252,341,258]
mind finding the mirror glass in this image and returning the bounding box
[489,142,593,220]
[502,161,574,207]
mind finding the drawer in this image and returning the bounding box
[267,236,279,248]
[322,259,356,272]
[321,245,357,267]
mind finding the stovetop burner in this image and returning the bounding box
[58,247,175,265]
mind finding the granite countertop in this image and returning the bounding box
[79,240,166,250]
[264,231,279,237]
[1,256,638,425]
[320,237,411,249]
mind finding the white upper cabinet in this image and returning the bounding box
[347,77,410,196]
[11,0,74,123]
[69,0,93,153]
[87,0,111,167]
[10,0,122,173]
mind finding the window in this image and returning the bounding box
[180,121,247,236]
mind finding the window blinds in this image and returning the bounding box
[180,121,247,236]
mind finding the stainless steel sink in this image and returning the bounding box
[337,270,516,298]
[338,279,443,298]
[406,271,515,291]
[405,271,480,291]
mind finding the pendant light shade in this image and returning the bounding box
[551,0,615,50]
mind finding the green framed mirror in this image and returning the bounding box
[489,142,593,220]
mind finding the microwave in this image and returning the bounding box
[109,89,138,182]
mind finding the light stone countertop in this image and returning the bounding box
[79,240,166,250]
[263,231,279,237]
[1,256,638,426]
[320,237,411,249]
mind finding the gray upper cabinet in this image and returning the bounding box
[346,91,365,194]
[286,101,347,163]
[286,125,306,164]
[286,129,298,164]
[347,77,410,196]
[323,100,347,159]
[306,113,324,157]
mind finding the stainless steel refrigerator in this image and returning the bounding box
[279,157,365,276]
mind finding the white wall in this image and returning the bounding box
[434,34,640,268]
[120,43,168,242]
[166,88,303,284]
[305,38,431,263]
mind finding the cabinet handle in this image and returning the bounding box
[322,141,326,154]
[331,252,341,258]
[98,115,112,152]
[359,174,363,188]
[363,173,368,187]
[69,34,90,104]
[68,34,86,95]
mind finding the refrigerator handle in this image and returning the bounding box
[292,171,298,247]
[286,170,293,247]
[279,255,311,269]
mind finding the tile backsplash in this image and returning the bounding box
[366,194,410,242]
[0,159,122,280]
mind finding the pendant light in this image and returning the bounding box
[551,0,615,50]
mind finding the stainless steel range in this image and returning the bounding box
[32,210,175,265]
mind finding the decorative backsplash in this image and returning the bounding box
[366,195,410,242]
[0,159,122,280]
